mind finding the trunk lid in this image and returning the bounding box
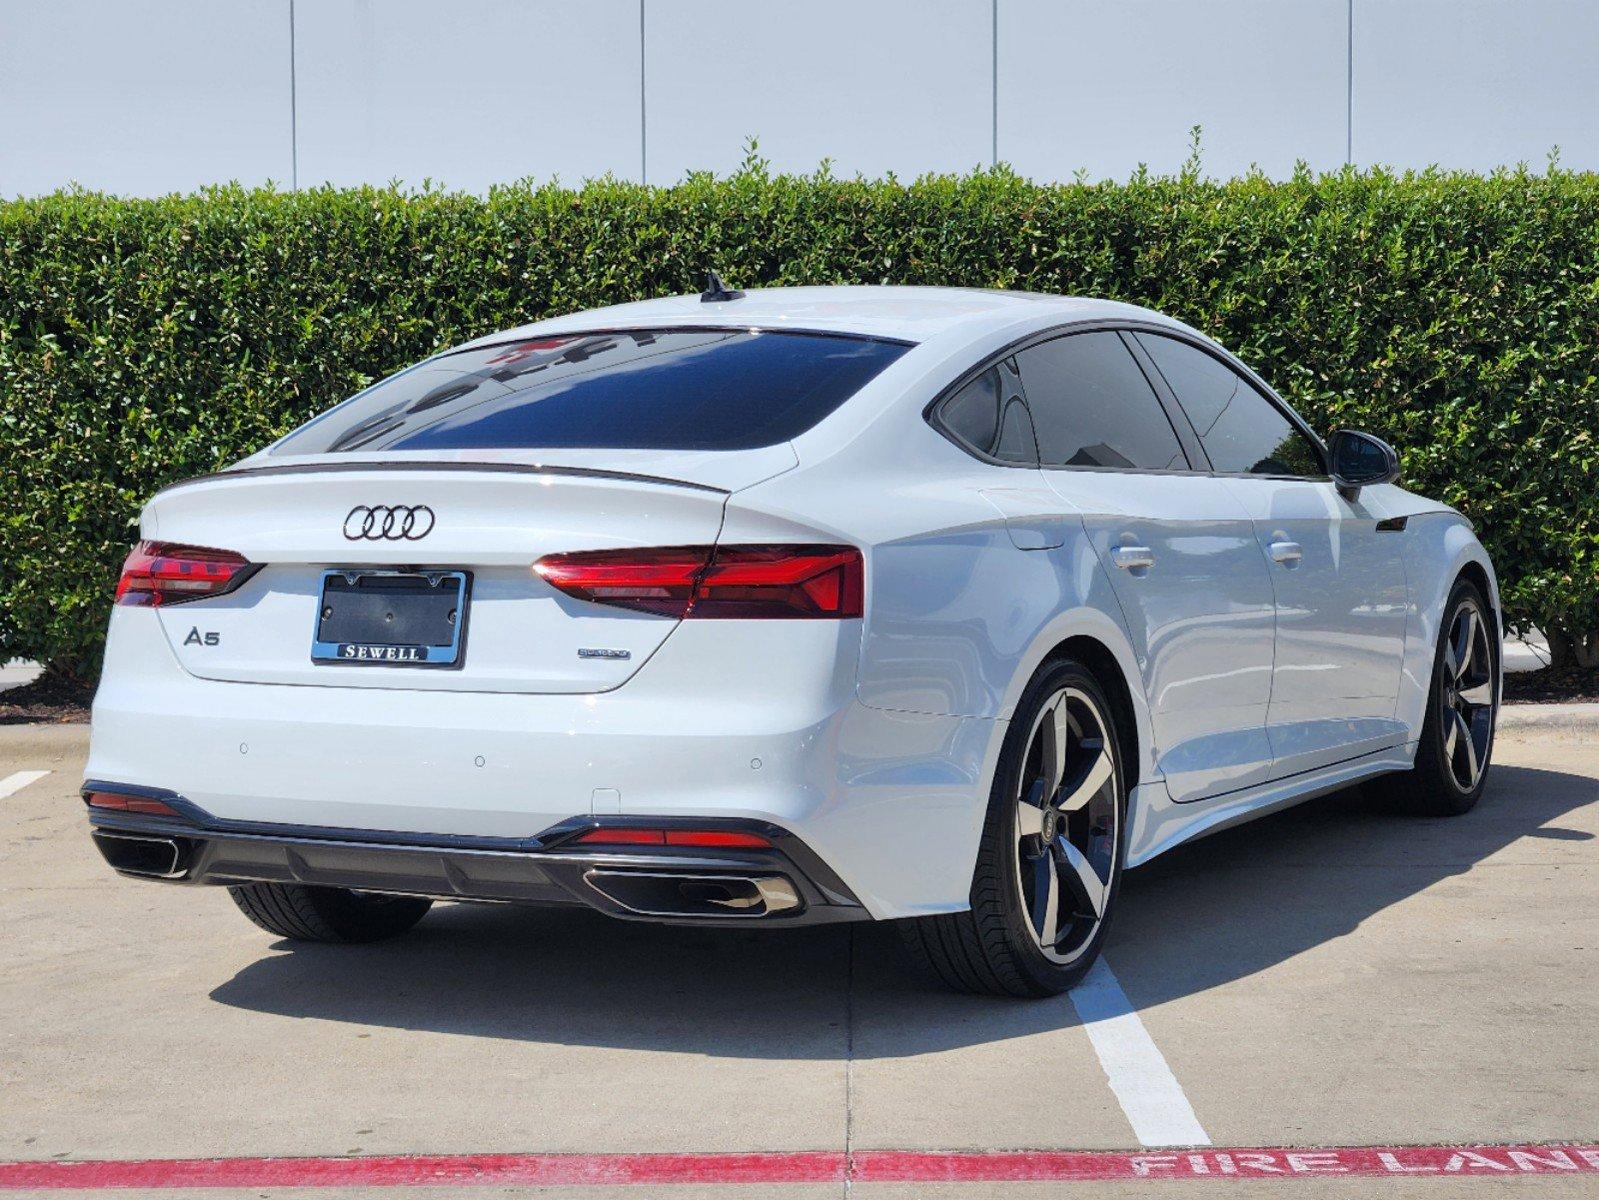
[142,460,762,693]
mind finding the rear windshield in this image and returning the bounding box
[270,328,910,455]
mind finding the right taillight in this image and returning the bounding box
[115,541,254,607]
[534,544,863,619]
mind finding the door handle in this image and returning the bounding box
[1269,540,1303,565]
[1111,545,1155,571]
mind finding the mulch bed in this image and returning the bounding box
[0,673,93,725]
[1501,666,1599,705]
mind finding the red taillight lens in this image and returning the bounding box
[535,546,710,618]
[535,544,863,619]
[572,827,773,849]
[573,828,667,846]
[114,541,253,607]
[86,792,180,816]
[664,830,773,848]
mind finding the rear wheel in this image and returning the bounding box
[229,883,432,943]
[1370,579,1497,816]
[902,659,1125,997]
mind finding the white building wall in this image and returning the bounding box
[644,0,992,180]
[0,0,292,196]
[1351,0,1599,172]
[999,0,1350,181]
[293,0,642,191]
[2,0,1596,198]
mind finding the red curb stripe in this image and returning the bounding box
[1,1146,1596,1190]
[0,1153,845,1190]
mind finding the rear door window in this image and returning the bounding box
[1135,333,1324,477]
[271,329,910,455]
[1014,332,1189,471]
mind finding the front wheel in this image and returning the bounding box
[902,659,1125,997]
[1370,578,1498,816]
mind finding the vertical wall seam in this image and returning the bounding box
[1346,0,1354,165]
[633,0,639,182]
[289,0,298,189]
[991,0,999,167]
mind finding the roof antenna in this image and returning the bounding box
[700,270,745,303]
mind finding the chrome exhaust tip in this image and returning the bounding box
[91,831,191,879]
[583,870,802,918]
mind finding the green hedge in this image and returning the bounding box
[4,159,1599,679]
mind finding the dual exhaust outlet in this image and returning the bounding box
[92,830,804,920]
[584,869,802,919]
[91,830,192,879]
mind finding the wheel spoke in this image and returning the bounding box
[1454,709,1480,784]
[1041,699,1071,796]
[1458,680,1493,707]
[1016,777,1047,840]
[1443,713,1458,758]
[1055,836,1106,921]
[1057,745,1113,813]
[1453,610,1478,683]
[1030,851,1060,944]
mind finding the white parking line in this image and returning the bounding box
[0,770,51,799]
[1070,957,1211,1147]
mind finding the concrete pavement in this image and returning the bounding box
[2,723,1596,1196]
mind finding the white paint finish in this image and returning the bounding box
[1070,958,1210,1147]
[1352,0,1599,172]
[88,287,1501,920]
[0,0,292,197]
[642,0,992,181]
[143,469,731,693]
[1049,472,1277,803]
[998,0,1347,181]
[0,771,50,800]
[293,0,641,189]
[1221,476,1410,777]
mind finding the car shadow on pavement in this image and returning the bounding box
[209,763,1596,1057]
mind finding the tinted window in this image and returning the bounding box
[1014,332,1187,471]
[1135,333,1323,477]
[271,329,909,455]
[938,359,1037,464]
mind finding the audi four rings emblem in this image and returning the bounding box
[342,504,436,541]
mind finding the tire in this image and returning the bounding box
[901,658,1127,997]
[228,882,433,943]
[1369,578,1498,816]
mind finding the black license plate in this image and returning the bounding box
[312,571,469,667]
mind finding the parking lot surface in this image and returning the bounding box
[2,722,1596,1197]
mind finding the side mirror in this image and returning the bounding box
[1328,429,1400,501]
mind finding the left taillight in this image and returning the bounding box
[114,540,254,607]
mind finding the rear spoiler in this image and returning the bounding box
[152,460,730,499]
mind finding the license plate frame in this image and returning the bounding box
[311,569,471,668]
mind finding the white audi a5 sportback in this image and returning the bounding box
[85,285,1499,996]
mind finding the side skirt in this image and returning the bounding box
[1124,741,1418,868]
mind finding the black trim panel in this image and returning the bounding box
[81,783,866,927]
[923,316,1331,482]
[152,460,731,501]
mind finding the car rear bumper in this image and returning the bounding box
[89,608,1004,919]
[84,784,866,927]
